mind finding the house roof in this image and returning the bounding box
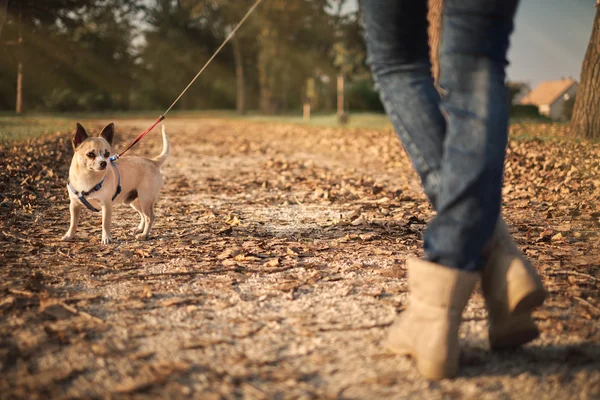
[520,79,577,106]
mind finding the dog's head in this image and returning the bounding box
[72,123,115,171]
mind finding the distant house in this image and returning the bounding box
[520,78,578,120]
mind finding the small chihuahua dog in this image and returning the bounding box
[62,122,170,244]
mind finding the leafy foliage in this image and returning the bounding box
[0,0,374,113]
[0,0,141,111]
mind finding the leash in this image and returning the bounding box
[111,0,264,162]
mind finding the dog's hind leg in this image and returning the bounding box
[130,199,145,234]
[136,197,155,240]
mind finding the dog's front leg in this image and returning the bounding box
[62,201,82,241]
[101,203,113,244]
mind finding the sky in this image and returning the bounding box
[341,0,596,88]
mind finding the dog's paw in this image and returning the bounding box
[102,235,113,245]
[133,227,144,234]
[61,233,75,241]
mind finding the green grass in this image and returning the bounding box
[0,115,75,142]
[233,112,392,130]
[0,111,393,143]
[1,110,576,145]
[95,110,393,130]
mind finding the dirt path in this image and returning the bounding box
[1,119,599,399]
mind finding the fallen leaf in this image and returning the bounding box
[552,232,564,241]
[263,258,280,268]
[41,302,77,320]
[142,285,152,299]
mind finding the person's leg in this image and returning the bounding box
[425,0,545,354]
[428,0,546,348]
[423,0,520,272]
[363,0,540,379]
[363,0,478,380]
[363,1,525,279]
[362,0,446,205]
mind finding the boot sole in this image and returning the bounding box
[489,312,540,350]
[385,336,413,357]
[386,341,458,380]
[417,358,458,380]
[490,323,539,350]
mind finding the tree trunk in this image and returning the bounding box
[16,60,22,113]
[258,66,272,113]
[569,4,600,140]
[324,78,333,112]
[231,35,245,114]
[427,0,443,83]
[258,26,273,114]
[15,9,22,114]
[280,68,288,112]
[337,75,344,117]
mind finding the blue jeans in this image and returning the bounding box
[362,0,519,271]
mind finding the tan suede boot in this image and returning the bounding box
[482,219,547,350]
[385,259,478,380]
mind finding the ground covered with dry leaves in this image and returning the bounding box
[1,119,599,399]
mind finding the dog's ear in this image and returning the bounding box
[99,122,115,145]
[73,123,88,149]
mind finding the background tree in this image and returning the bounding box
[427,0,443,83]
[332,3,366,115]
[0,0,7,36]
[254,0,341,114]
[506,81,531,105]
[0,0,138,112]
[569,1,600,139]
[137,0,238,110]
[207,0,259,115]
[0,0,373,114]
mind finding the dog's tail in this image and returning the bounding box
[152,125,170,167]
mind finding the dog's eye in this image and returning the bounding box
[104,151,110,158]
[86,152,95,159]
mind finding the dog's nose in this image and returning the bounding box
[100,161,107,169]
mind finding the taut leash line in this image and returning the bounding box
[112,0,264,160]
[163,0,264,117]
[113,115,164,160]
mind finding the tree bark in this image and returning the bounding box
[16,60,22,113]
[337,75,344,117]
[15,9,22,114]
[280,67,288,111]
[324,79,333,112]
[258,26,273,114]
[231,35,245,114]
[570,5,600,140]
[427,0,443,84]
